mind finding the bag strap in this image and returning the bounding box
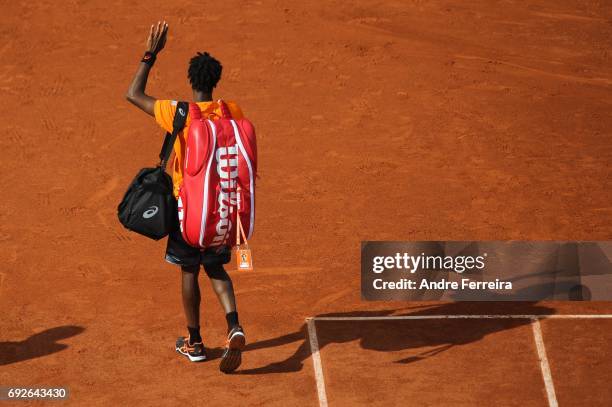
[236,212,248,247]
[158,101,189,168]
[235,186,248,247]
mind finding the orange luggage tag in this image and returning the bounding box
[235,188,253,271]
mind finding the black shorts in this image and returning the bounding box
[165,229,231,268]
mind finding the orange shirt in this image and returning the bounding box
[154,99,244,198]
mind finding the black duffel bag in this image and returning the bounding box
[117,102,188,240]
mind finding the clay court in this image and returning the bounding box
[1,0,611,405]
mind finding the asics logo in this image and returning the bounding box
[143,206,159,219]
[178,108,186,116]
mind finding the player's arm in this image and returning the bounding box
[125,21,168,116]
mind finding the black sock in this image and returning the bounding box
[187,326,202,344]
[225,312,239,330]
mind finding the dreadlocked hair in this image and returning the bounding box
[188,52,223,93]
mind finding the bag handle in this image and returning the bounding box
[158,101,189,169]
[193,100,230,121]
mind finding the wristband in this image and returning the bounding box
[141,51,156,66]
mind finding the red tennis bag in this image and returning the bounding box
[177,100,256,249]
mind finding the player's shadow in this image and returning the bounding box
[238,302,553,375]
[0,325,85,366]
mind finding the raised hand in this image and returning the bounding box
[146,21,168,55]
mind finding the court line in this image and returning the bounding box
[313,314,612,321]
[306,314,612,406]
[531,318,558,407]
[306,318,328,407]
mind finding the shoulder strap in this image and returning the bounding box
[158,101,189,168]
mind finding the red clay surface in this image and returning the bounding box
[316,319,547,406]
[1,0,611,405]
[540,319,612,406]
